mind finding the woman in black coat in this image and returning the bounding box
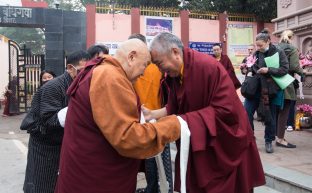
[243,29,289,154]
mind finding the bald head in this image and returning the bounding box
[115,39,151,82]
[116,39,149,57]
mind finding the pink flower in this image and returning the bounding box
[300,52,312,67]
[240,55,257,68]
[297,104,312,116]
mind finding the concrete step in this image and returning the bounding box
[254,186,282,193]
[263,163,312,193]
[170,143,312,192]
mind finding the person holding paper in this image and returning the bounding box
[276,30,304,148]
[243,28,289,153]
[145,32,265,193]
[55,39,181,193]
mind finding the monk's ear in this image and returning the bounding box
[127,51,136,66]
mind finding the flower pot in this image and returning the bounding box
[295,111,304,130]
[299,116,312,128]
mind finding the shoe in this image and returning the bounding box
[136,188,146,193]
[286,126,293,132]
[276,140,296,148]
[265,142,274,153]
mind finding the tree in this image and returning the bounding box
[0,27,45,54]
[44,0,85,11]
[185,0,276,22]
[43,0,276,21]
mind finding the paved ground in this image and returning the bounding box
[1,109,312,192]
[254,120,312,176]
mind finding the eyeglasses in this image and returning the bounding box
[248,49,254,51]
[71,65,82,74]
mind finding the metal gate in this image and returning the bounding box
[8,40,45,113]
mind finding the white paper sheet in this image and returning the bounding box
[57,107,68,127]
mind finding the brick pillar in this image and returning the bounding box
[257,21,265,34]
[180,10,189,48]
[131,8,140,34]
[86,4,96,48]
[219,13,227,54]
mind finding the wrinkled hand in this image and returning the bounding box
[141,105,153,122]
[257,67,269,74]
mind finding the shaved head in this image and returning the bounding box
[115,39,151,82]
[116,39,149,58]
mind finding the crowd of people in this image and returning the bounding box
[240,29,306,153]
[5,28,305,193]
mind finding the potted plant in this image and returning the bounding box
[295,104,312,130]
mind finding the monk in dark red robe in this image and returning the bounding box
[212,43,241,89]
[146,33,265,193]
[55,39,181,193]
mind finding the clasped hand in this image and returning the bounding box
[257,67,269,74]
[141,105,153,122]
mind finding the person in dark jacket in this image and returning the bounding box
[20,70,57,133]
[22,51,90,193]
[243,29,289,153]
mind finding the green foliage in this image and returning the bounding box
[98,0,276,21]
[0,27,45,54]
[44,0,276,21]
[185,0,276,22]
[44,0,86,11]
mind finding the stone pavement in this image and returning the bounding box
[254,120,312,176]
[1,113,312,192]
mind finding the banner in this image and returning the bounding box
[189,42,218,55]
[227,24,254,65]
[98,42,120,56]
[145,16,173,44]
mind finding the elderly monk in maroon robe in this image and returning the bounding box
[54,39,181,193]
[143,32,265,193]
[212,43,241,89]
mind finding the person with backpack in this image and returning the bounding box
[276,30,304,148]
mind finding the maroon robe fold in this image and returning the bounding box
[214,54,241,89]
[54,58,141,193]
[55,56,180,193]
[167,48,265,193]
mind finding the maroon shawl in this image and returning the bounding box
[167,48,265,193]
[216,54,241,89]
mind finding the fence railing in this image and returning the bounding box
[140,6,180,17]
[228,14,255,22]
[95,2,255,22]
[96,2,131,14]
[25,64,41,96]
[189,12,219,20]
